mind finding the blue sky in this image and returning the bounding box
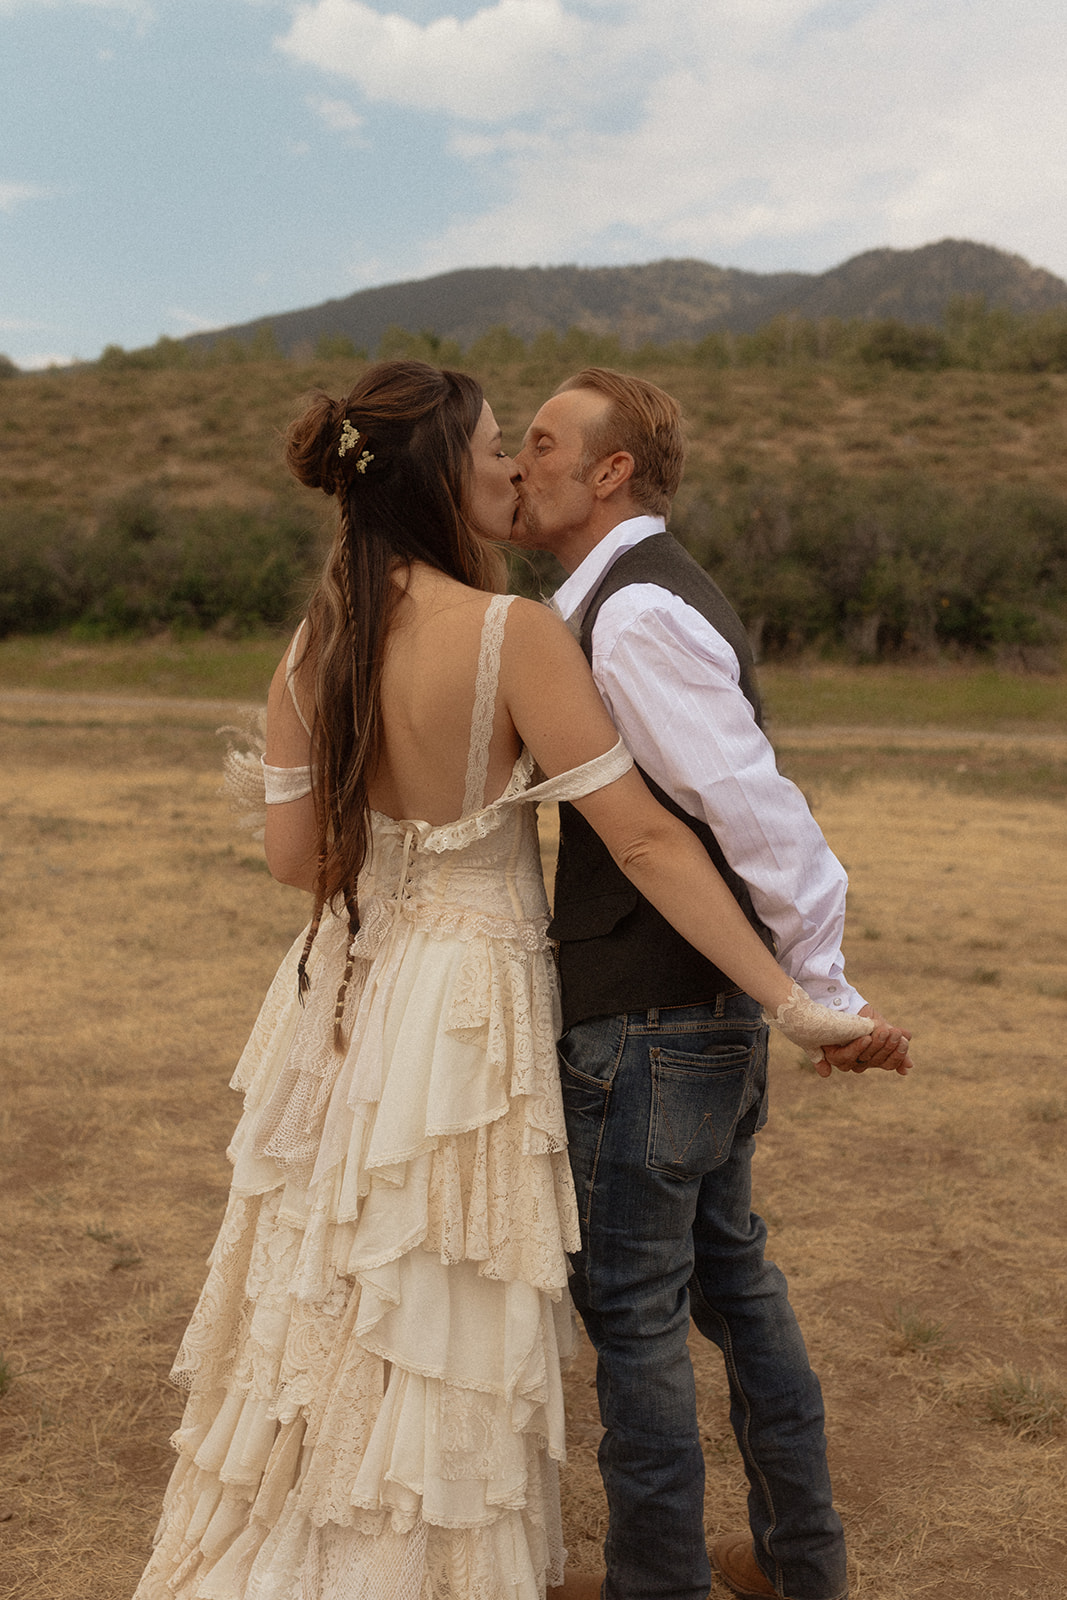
[2,0,1066,368]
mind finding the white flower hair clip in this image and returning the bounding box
[338,419,374,473]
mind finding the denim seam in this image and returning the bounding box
[706,1299,784,1592]
[568,1018,628,1232]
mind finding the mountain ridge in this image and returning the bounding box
[184,240,1067,357]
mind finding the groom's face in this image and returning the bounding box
[511,388,612,564]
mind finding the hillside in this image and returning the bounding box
[3,350,1066,658]
[5,353,1067,517]
[183,241,1067,358]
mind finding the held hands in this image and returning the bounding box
[819,1002,913,1078]
[764,985,913,1080]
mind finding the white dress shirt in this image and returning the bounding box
[552,515,864,1013]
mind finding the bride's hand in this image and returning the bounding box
[764,986,913,1079]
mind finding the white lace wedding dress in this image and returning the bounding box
[134,595,632,1600]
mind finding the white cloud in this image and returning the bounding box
[407,0,1067,277]
[272,0,1067,281]
[276,0,586,122]
[308,94,367,133]
[0,181,48,212]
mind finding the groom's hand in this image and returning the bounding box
[820,1004,913,1076]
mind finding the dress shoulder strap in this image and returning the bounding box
[462,593,517,815]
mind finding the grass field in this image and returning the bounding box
[1,663,1065,1600]
[3,631,1066,729]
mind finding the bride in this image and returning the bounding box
[133,360,874,1600]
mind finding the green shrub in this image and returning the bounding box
[466,326,528,368]
[673,467,1067,658]
[943,297,1067,373]
[314,333,365,362]
[86,305,1067,378]
[98,336,193,371]
[857,320,950,370]
[0,496,321,638]
[377,326,463,366]
[0,507,81,633]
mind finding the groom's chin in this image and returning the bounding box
[509,507,538,551]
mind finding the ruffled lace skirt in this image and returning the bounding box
[134,886,579,1600]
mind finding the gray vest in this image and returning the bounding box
[548,532,772,1030]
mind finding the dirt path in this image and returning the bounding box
[5,686,1066,747]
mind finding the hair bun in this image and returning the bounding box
[285,391,347,495]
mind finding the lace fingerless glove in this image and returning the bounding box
[763,981,873,1061]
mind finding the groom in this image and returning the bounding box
[510,368,911,1600]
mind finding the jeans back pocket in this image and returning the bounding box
[647,1043,758,1178]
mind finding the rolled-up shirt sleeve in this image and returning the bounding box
[591,585,864,1012]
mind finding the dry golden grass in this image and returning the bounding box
[1,695,1065,1599]
[2,360,1067,520]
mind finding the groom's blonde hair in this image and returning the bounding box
[557,367,686,517]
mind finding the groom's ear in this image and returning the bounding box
[592,451,635,498]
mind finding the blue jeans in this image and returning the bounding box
[559,993,847,1600]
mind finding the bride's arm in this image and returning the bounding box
[570,765,811,1018]
[501,601,908,1063]
[263,639,319,892]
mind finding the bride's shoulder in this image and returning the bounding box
[500,593,579,657]
[500,592,570,635]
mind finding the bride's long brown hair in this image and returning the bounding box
[284,360,506,1035]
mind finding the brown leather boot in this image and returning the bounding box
[711,1532,778,1598]
[546,1574,604,1600]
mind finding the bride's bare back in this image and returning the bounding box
[263,559,622,887]
[368,566,523,825]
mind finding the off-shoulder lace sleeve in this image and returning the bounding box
[419,739,632,855]
[218,711,268,836]
[520,736,633,805]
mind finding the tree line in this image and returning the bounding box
[3,466,1064,662]
[5,295,1067,378]
[0,497,316,639]
[673,463,1067,661]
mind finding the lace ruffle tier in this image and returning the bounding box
[134,814,597,1600]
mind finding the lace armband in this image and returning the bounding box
[262,758,312,805]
